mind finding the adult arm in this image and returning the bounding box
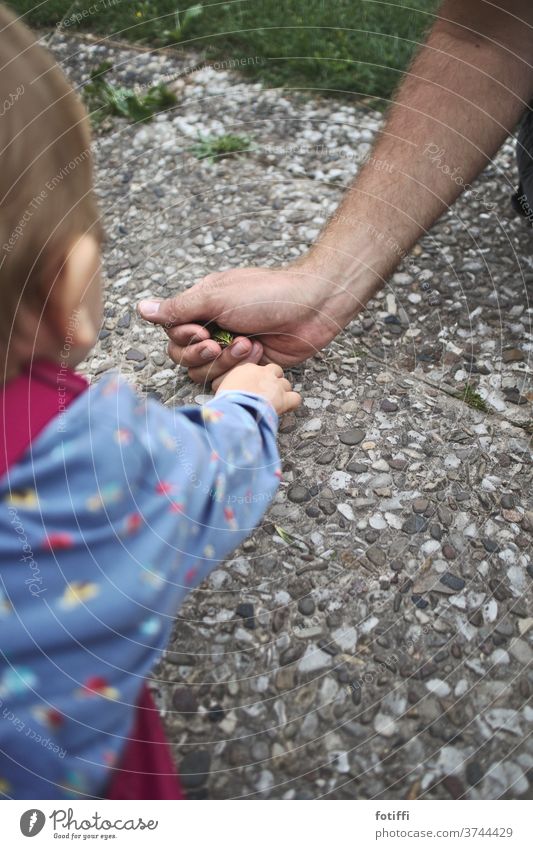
[138,0,533,384]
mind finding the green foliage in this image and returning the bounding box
[82,61,176,126]
[459,384,488,413]
[161,3,203,45]
[192,133,253,161]
[205,323,236,347]
[9,0,439,100]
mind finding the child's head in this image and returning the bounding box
[0,4,103,378]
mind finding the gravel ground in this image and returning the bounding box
[47,31,532,800]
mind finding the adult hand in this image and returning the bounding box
[137,261,367,385]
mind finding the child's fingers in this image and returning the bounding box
[265,363,284,378]
[283,390,302,412]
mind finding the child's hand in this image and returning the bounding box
[215,363,301,415]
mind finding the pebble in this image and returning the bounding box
[288,485,311,503]
[236,602,256,629]
[366,545,386,567]
[402,515,428,534]
[298,597,316,616]
[380,399,398,413]
[373,713,397,737]
[337,503,355,521]
[125,347,146,362]
[317,450,335,465]
[339,428,365,445]
[501,348,524,363]
[329,471,352,491]
[439,572,466,592]
[413,497,429,513]
[298,645,333,674]
[172,687,198,714]
[180,751,211,789]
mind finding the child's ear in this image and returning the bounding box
[43,234,101,349]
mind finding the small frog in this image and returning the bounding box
[206,322,236,348]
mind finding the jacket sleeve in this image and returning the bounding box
[136,390,281,590]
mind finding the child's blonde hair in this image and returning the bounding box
[0,4,102,351]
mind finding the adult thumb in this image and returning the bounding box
[137,290,200,327]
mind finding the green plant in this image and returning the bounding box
[459,384,488,413]
[206,323,236,348]
[83,62,177,126]
[161,3,204,44]
[191,133,253,161]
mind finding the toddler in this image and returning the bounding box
[0,6,300,799]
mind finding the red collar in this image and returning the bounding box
[0,360,88,478]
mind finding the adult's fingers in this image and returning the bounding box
[137,285,213,327]
[167,338,222,368]
[196,340,264,388]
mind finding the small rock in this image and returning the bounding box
[180,750,211,789]
[380,399,398,413]
[373,713,397,737]
[402,515,428,534]
[337,502,355,521]
[502,348,524,363]
[339,428,365,446]
[288,485,311,503]
[439,572,465,592]
[317,450,335,465]
[466,761,484,785]
[366,545,386,567]
[236,602,256,629]
[125,347,146,362]
[172,687,198,715]
[298,596,316,616]
[298,645,333,674]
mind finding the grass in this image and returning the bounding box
[8,0,440,102]
[82,61,177,125]
[192,133,253,161]
[459,384,488,413]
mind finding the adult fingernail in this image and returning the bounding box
[138,299,161,318]
[230,340,250,358]
[200,346,217,360]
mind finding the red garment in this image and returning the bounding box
[1,360,183,800]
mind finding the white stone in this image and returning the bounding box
[329,470,352,491]
[337,503,355,521]
[369,513,387,530]
[374,713,397,737]
[425,679,451,698]
[303,397,323,409]
[332,626,358,653]
[302,417,322,432]
[298,645,333,674]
